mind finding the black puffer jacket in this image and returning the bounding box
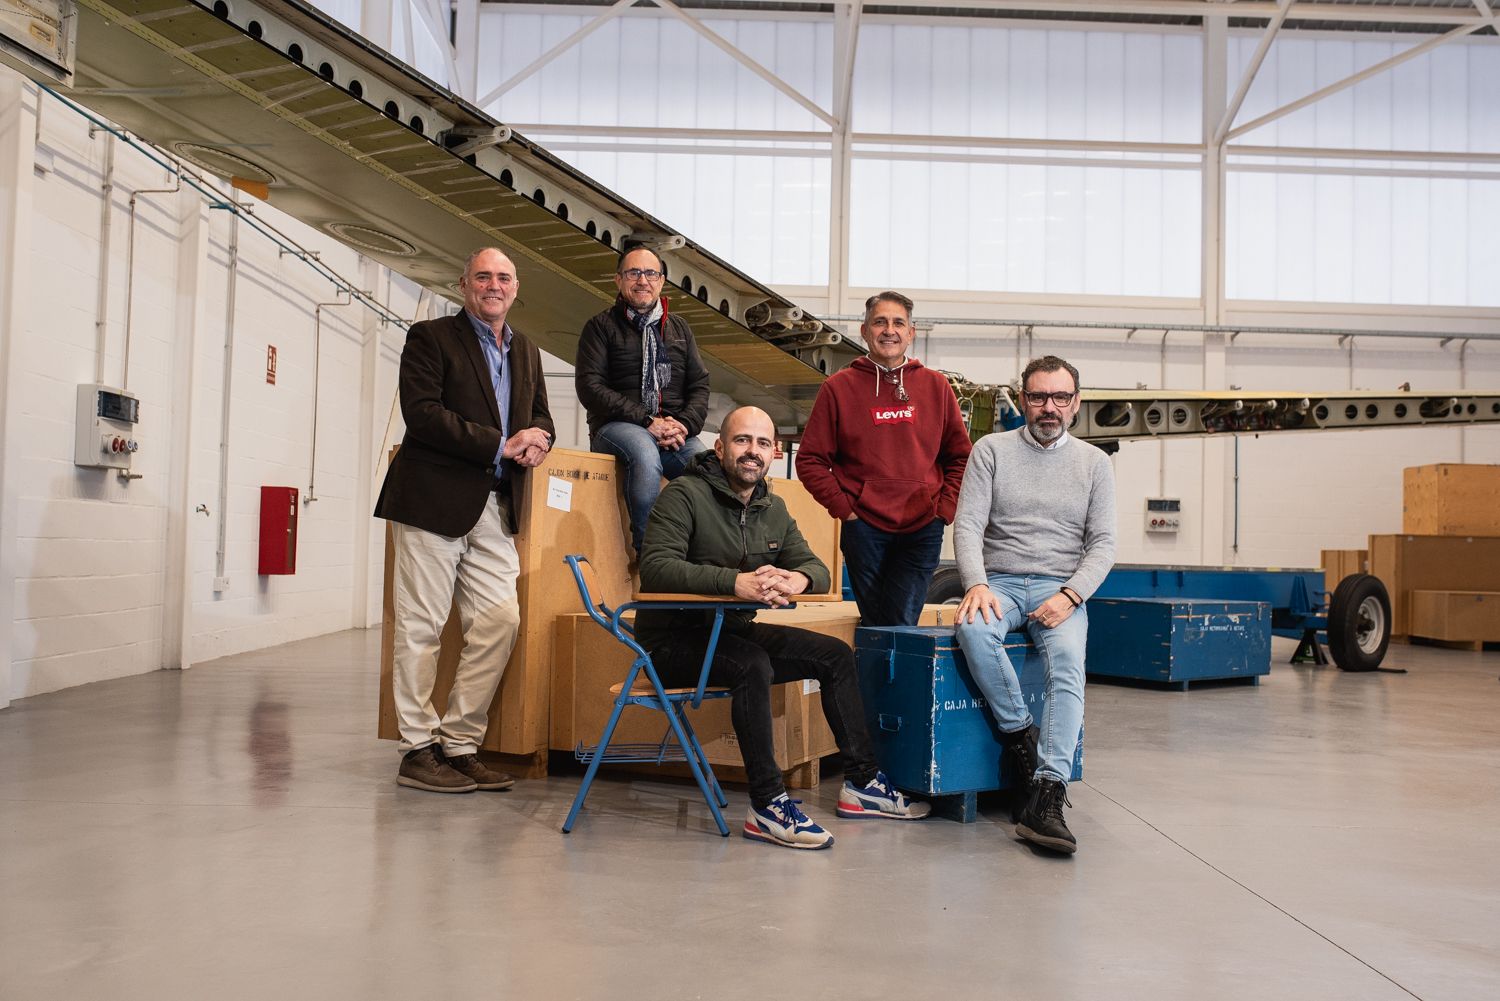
[575,298,711,438]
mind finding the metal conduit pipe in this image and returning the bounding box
[92,132,114,385]
[123,173,184,391]
[307,293,357,505]
[1159,330,1168,498]
[41,86,407,331]
[1460,338,1471,463]
[214,212,240,588]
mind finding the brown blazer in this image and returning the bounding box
[374,312,554,537]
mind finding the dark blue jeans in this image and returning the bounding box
[651,623,878,808]
[840,515,946,627]
[591,421,706,555]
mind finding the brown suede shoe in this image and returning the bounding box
[397,745,477,793]
[444,753,516,791]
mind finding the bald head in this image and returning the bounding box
[460,247,520,328]
[716,407,776,496]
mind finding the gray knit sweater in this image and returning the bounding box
[953,428,1117,599]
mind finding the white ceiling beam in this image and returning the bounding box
[1231,143,1500,165]
[1226,21,1487,141]
[651,0,840,128]
[497,1,1500,31]
[474,0,638,109]
[506,121,1205,157]
[410,0,463,95]
[833,1,864,130]
[1212,0,1290,147]
[692,0,1494,27]
[507,123,831,142]
[452,0,481,100]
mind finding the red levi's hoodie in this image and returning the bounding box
[796,356,972,534]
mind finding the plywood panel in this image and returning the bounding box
[378,448,633,755]
[1410,590,1500,643]
[379,455,847,759]
[1367,534,1500,637]
[550,610,846,769]
[1320,549,1368,591]
[1403,464,1500,536]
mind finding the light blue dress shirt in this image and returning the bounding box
[465,310,512,479]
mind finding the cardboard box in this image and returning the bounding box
[379,451,846,758]
[1368,534,1500,638]
[1321,549,1368,591]
[1410,590,1500,642]
[550,601,960,770]
[378,449,635,756]
[551,611,841,772]
[1404,464,1500,536]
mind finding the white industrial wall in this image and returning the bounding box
[0,77,422,705]
[0,64,585,706]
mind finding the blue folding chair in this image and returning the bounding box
[562,555,765,837]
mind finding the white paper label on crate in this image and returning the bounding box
[546,475,572,512]
[803,679,820,695]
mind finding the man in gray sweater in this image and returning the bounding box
[953,355,1116,854]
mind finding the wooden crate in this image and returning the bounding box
[551,609,844,780]
[1367,534,1500,639]
[1403,464,1500,536]
[550,602,957,788]
[1321,549,1368,591]
[1410,590,1500,643]
[378,449,634,763]
[378,452,845,764]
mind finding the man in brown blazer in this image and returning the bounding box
[375,247,554,793]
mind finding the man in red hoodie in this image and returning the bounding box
[795,291,972,626]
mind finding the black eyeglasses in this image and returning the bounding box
[1023,391,1077,407]
[619,268,664,282]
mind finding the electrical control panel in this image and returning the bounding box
[1145,497,1181,534]
[74,384,141,470]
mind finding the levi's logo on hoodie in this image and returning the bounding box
[871,405,916,424]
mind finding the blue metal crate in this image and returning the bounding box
[1085,597,1271,689]
[854,626,1083,820]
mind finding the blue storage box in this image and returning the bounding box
[854,626,1083,815]
[1085,597,1272,689]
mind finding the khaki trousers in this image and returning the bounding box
[391,492,521,755]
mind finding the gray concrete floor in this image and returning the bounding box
[1,628,1497,1001]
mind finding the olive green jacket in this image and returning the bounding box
[636,451,830,648]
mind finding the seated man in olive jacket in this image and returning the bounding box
[636,406,929,850]
[575,244,711,556]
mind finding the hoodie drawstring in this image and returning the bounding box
[869,358,910,402]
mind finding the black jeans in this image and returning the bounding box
[840,515,946,627]
[650,623,878,808]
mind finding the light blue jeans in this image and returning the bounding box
[954,573,1087,786]
[591,421,706,554]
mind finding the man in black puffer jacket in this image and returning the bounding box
[576,245,711,556]
[638,406,930,850]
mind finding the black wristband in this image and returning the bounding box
[1060,587,1081,608]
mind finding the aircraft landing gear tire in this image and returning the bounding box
[1326,573,1392,672]
[927,567,965,605]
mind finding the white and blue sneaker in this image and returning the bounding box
[744,793,834,850]
[837,771,932,820]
